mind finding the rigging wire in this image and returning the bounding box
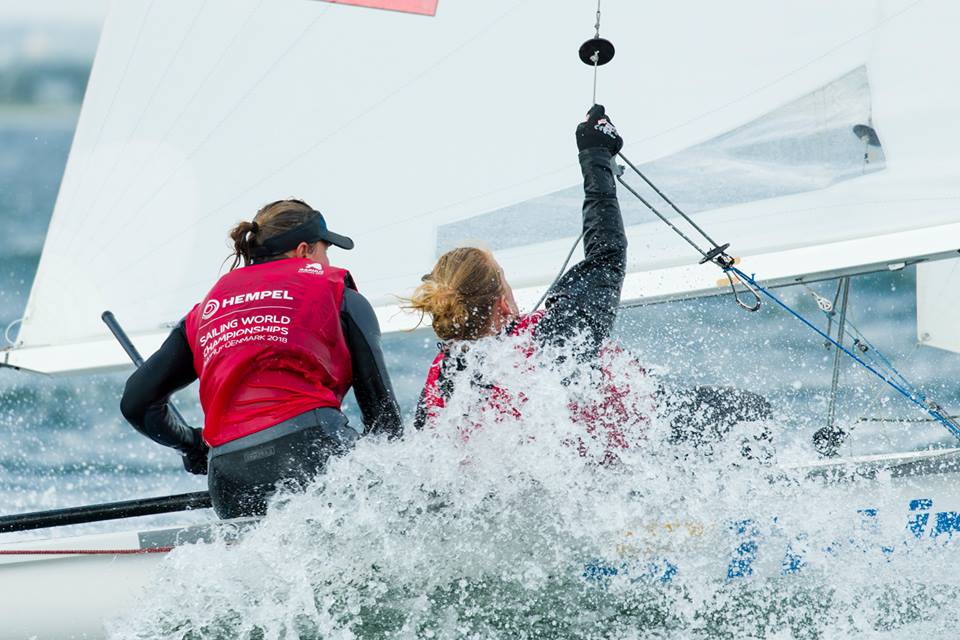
[851,342,922,424]
[591,0,602,104]
[825,277,850,430]
[52,0,951,444]
[94,0,933,293]
[724,264,960,440]
[801,278,949,447]
[615,163,709,259]
[844,318,919,394]
[856,413,960,424]
[533,0,602,311]
[533,230,586,311]
[617,152,727,252]
[615,152,762,311]
[602,102,960,440]
[805,279,928,402]
[612,152,960,440]
[825,279,843,344]
[575,9,959,442]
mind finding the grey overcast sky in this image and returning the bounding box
[0,0,109,26]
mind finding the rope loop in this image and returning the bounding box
[723,269,761,312]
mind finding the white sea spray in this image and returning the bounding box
[108,334,960,639]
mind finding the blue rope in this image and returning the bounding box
[844,320,921,397]
[727,266,960,441]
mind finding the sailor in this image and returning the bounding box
[408,105,632,449]
[120,199,402,518]
[407,107,771,460]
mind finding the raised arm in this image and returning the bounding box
[535,105,627,356]
[120,320,207,473]
[341,287,403,438]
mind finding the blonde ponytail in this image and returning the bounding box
[408,247,504,341]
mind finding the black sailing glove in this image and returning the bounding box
[576,104,623,154]
[179,427,209,475]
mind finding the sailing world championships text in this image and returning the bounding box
[200,315,291,360]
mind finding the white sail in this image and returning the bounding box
[917,257,960,354]
[5,0,960,374]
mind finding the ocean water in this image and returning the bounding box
[2,117,960,638]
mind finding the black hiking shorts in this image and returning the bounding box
[207,407,359,519]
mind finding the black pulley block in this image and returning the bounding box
[698,243,732,265]
[579,37,615,66]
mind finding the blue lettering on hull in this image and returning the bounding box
[585,497,959,585]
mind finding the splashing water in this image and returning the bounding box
[109,335,960,639]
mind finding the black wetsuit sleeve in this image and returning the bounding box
[534,147,627,355]
[119,320,203,453]
[341,288,403,439]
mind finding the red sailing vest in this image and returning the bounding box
[184,258,354,446]
[420,311,651,459]
[420,311,543,426]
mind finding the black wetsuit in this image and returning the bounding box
[409,144,771,454]
[535,147,627,354]
[413,147,627,428]
[121,286,401,519]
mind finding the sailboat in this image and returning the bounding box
[2,0,960,636]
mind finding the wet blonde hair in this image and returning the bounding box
[408,247,505,341]
[227,199,318,270]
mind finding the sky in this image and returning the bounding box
[0,0,109,26]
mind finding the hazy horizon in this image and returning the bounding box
[0,0,108,27]
[1,25,99,60]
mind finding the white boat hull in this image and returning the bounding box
[0,529,167,639]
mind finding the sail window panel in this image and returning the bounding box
[438,67,883,256]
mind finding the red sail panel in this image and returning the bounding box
[323,0,438,16]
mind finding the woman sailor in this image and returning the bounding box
[121,199,402,518]
[408,105,638,452]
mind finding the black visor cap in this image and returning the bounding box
[251,210,354,259]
